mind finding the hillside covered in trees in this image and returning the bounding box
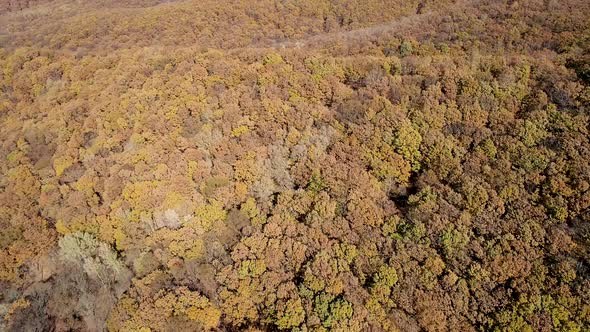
[1,0,590,331]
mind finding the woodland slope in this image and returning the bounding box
[1,0,590,331]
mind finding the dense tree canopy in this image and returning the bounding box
[1,0,589,331]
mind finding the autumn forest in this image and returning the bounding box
[0,0,589,331]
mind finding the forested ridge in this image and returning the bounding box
[0,0,589,331]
